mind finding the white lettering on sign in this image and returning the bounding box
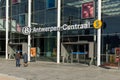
[22,22,91,35]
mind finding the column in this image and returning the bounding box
[28,0,32,61]
[57,0,61,63]
[97,0,102,66]
[5,0,9,59]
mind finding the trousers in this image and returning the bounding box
[16,59,20,67]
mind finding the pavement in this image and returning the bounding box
[0,58,120,80]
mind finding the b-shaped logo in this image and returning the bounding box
[22,26,31,35]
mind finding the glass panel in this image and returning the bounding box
[101,0,120,65]
[45,9,57,24]
[19,2,27,14]
[33,11,45,24]
[19,14,26,27]
[12,5,19,15]
[46,0,56,9]
[34,0,45,10]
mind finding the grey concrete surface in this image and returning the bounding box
[0,73,25,80]
[0,58,120,80]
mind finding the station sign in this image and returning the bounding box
[22,22,91,35]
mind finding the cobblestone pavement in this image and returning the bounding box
[0,58,120,80]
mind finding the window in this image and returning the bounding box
[46,0,56,9]
[19,14,26,27]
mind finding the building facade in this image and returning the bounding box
[0,0,120,65]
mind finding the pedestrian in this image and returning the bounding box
[15,51,21,67]
[23,52,28,67]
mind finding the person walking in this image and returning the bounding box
[23,52,28,67]
[15,51,21,67]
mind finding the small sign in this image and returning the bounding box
[30,47,36,57]
[115,57,120,62]
[81,1,95,19]
[115,48,120,56]
[93,20,102,29]
[115,48,120,63]
[12,0,21,4]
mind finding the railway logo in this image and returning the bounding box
[22,26,31,35]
